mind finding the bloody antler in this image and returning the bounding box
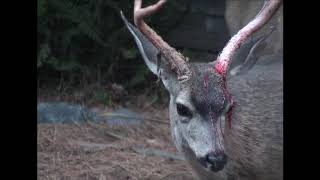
[215,0,282,76]
[133,0,192,82]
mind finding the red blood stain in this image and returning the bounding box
[204,73,209,88]
[202,69,235,130]
[221,76,234,129]
[214,60,228,76]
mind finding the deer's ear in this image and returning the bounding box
[120,11,178,93]
[228,28,275,77]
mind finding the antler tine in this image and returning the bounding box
[215,0,282,76]
[134,0,167,26]
[133,0,192,82]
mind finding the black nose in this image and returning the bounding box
[199,152,227,172]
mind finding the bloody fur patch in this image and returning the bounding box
[190,64,235,152]
[214,60,228,76]
[213,64,235,129]
[221,77,234,129]
[203,72,223,152]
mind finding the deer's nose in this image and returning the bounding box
[199,152,227,172]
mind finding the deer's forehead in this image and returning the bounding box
[189,64,226,115]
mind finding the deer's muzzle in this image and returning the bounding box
[198,152,227,172]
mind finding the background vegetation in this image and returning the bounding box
[37,0,191,106]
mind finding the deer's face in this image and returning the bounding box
[122,16,233,172]
[169,63,231,172]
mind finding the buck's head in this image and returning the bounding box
[121,0,281,173]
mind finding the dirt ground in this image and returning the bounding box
[37,105,196,180]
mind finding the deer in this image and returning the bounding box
[120,0,283,179]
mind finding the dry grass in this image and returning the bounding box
[37,107,195,180]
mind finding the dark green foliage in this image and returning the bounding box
[93,90,111,106]
[38,0,191,101]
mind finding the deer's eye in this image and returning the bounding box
[176,103,192,118]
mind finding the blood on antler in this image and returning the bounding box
[133,0,192,82]
[215,0,282,76]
